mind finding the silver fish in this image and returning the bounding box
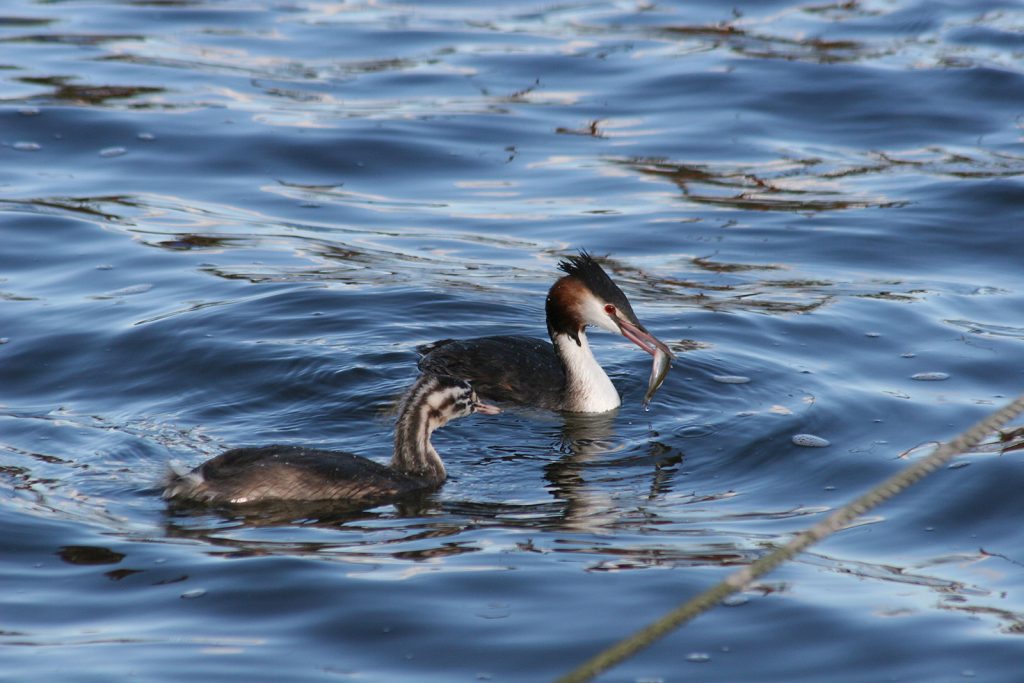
[642,345,672,411]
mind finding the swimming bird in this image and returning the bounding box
[417,251,673,413]
[163,374,499,506]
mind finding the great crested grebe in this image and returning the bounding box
[417,251,673,413]
[164,374,500,506]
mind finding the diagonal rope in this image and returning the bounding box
[557,393,1024,683]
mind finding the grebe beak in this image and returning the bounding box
[474,401,501,415]
[617,318,676,360]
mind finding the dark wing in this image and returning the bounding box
[416,335,565,409]
[186,446,423,503]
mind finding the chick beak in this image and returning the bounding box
[473,401,501,415]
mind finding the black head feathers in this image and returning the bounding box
[557,251,642,326]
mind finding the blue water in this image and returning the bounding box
[2,1,1023,680]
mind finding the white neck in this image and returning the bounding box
[553,330,621,413]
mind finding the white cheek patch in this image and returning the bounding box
[577,294,619,334]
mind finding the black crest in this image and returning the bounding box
[557,251,641,325]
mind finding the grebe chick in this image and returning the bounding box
[163,374,499,506]
[417,251,673,413]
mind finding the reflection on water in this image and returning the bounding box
[661,23,876,65]
[58,544,126,565]
[2,0,1024,680]
[622,156,903,212]
[13,77,163,106]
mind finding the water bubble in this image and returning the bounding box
[685,652,711,663]
[99,146,128,158]
[13,141,41,151]
[911,372,949,381]
[721,594,749,607]
[0,338,9,345]
[792,433,830,448]
[137,132,156,141]
[865,332,881,338]
[181,588,206,599]
[712,375,750,384]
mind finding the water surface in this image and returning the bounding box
[2,1,1024,681]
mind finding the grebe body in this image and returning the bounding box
[164,374,498,506]
[418,252,672,413]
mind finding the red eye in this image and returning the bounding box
[604,304,616,315]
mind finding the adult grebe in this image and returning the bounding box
[164,374,500,506]
[417,251,673,413]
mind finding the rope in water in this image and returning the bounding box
[556,393,1024,683]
